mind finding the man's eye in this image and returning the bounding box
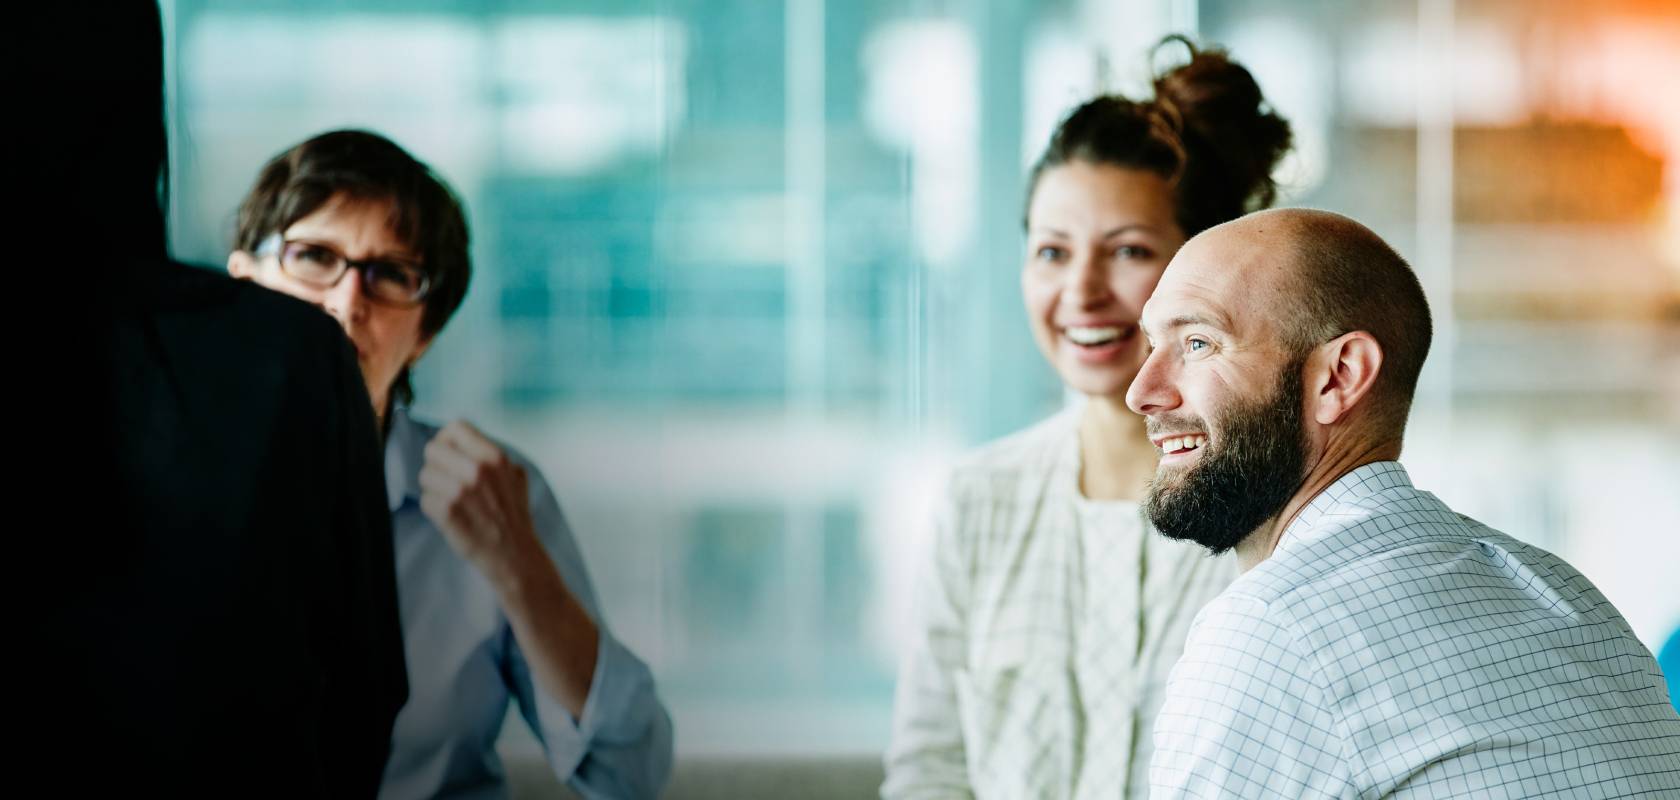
[1187,338,1210,352]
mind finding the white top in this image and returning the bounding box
[884,407,1239,799]
[1150,461,1680,799]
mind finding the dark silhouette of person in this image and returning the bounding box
[28,3,407,795]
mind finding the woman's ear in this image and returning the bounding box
[227,250,258,279]
[408,331,436,367]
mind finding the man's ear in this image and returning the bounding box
[1304,331,1384,426]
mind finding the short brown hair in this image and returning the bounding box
[233,130,470,409]
[1280,214,1433,439]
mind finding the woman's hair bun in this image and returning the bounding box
[1026,35,1293,237]
[1151,35,1293,218]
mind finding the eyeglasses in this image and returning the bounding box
[256,234,431,307]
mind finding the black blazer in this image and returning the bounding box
[42,259,407,796]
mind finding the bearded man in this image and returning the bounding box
[1127,208,1680,798]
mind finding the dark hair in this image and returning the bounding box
[233,130,470,409]
[1283,212,1434,440]
[1026,35,1293,237]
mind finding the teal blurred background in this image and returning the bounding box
[160,0,1680,767]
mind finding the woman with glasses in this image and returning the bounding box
[884,38,1292,799]
[227,129,672,800]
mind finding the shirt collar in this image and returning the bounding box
[1277,460,1413,551]
[384,404,426,512]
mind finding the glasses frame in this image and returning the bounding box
[255,233,432,308]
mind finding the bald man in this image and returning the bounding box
[1128,209,1680,798]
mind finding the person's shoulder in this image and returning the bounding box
[1279,499,1532,606]
[138,259,300,315]
[1191,582,1276,628]
[134,259,350,356]
[1247,475,1470,598]
[219,273,347,348]
[110,261,363,431]
[1246,488,1637,664]
[1444,521,1632,628]
[1177,584,1304,678]
[945,408,1077,496]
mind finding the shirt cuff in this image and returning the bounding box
[528,628,652,782]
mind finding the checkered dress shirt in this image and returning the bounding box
[1151,461,1680,798]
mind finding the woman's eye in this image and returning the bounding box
[368,263,415,287]
[1034,245,1065,263]
[281,244,342,277]
[1117,245,1154,260]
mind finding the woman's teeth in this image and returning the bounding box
[1065,325,1123,346]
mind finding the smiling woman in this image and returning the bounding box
[883,36,1294,800]
[1022,162,1181,399]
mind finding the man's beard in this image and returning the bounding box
[1144,359,1308,555]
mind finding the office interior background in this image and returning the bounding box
[161,0,1679,764]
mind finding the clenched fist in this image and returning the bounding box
[418,420,540,580]
[417,420,601,715]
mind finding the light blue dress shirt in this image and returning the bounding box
[378,407,673,800]
[1151,461,1680,798]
